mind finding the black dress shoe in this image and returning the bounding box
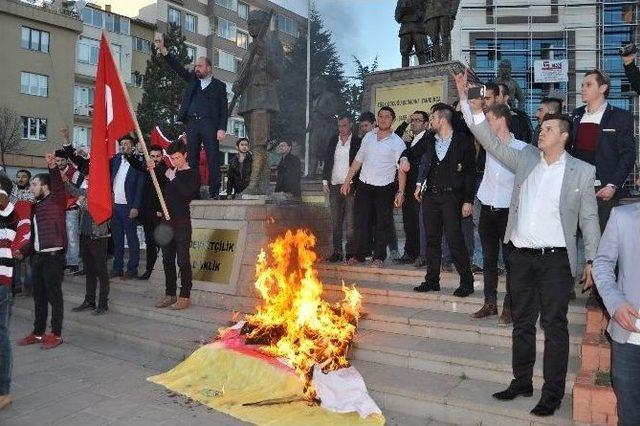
[93,306,109,316]
[139,270,153,280]
[530,396,562,416]
[453,287,474,297]
[325,253,343,263]
[72,301,96,312]
[492,385,533,401]
[413,282,440,292]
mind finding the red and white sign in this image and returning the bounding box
[534,59,568,83]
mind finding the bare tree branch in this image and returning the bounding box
[0,105,24,168]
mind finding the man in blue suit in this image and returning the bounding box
[154,33,228,199]
[110,137,145,279]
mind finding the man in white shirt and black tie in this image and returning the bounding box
[454,70,600,417]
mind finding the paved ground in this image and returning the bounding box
[2,315,246,426]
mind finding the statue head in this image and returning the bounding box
[248,10,270,38]
[498,60,512,79]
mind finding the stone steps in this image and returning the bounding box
[316,262,472,286]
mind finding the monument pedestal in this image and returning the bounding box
[151,199,331,311]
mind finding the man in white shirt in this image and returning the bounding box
[471,104,526,322]
[341,107,407,268]
[322,115,361,262]
[454,70,600,417]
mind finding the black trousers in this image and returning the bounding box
[143,217,161,273]
[423,192,473,288]
[162,223,193,298]
[32,251,65,336]
[509,248,573,400]
[81,235,109,307]
[186,118,220,197]
[478,206,512,305]
[401,185,420,259]
[354,182,396,261]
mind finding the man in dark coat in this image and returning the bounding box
[274,141,301,198]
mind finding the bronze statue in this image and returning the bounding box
[395,0,428,67]
[496,59,526,109]
[232,10,284,196]
[307,77,339,176]
[425,0,460,62]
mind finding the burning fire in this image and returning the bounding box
[241,229,362,400]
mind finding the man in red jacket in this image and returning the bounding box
[18,153,67,350]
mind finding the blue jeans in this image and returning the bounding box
[612,341,640,426]
[0,285,12,395]
[13,257,32,292]
[65,209,80,267]
[111,204,140,275]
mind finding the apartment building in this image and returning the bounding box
[0,0,83,173]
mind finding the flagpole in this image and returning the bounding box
[102,32,171,221]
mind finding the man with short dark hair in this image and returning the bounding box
[533,92,564,146]
[18,154,68,350]
[456,70,600,416]
[110,137,145,279]
[342,107,406,268]
[497,84,533,144]
[55,149,83,273]
[274,140,302,198]
[408,103,476,297]
[227,138,252,198]
[154,33,228,199]
[323,115,361,262]
[358,111,376,137]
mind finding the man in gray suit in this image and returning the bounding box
[592,204,640,426]
[453,70,601,416]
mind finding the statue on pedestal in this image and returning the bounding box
[395,0,428,67]
[307,77,339,176]
[425,0,460,62]
[231,10,283,196]
[496,59,526,109]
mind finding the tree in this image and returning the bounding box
[272,7,349,160]
[0,106,24,168]
[344,56,378,119]
[137,24,191,140]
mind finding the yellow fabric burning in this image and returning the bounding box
[243,229,362,399]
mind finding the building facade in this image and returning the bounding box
[451,0,639,184]
[0,0,83,174]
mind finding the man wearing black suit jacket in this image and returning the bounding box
[274,141,302,198]
[322,115,361,262]
[395,111,430,263]
[570,69,636,230]
[403,103,476,297]
[154,34,228,199]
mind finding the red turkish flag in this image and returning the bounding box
[88,34,136,224]
[150,126,175,168]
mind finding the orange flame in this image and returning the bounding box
[242,229,362,400]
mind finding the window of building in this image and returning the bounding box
[277,14,298,37]
[21,26,50,53]
[236,30,249,49]
[224,81,234,99]
[228,118,246,138]
[185,13,197,33]
[21,117,47,141]
[74,86,95,115]
[20,72,48,97]
[131,72,144,88]
[73,126,89,148]
[186,46,196,63]
[216,17,237,41]
[168,7,181,26]
[216,0,237,11]
[105,13,130,35]
[214,49,237,72]
[81,7,103,28]
[133,36,152,54]
[237,2,249,20]
[77,36,100,65]
[111,43,122,70]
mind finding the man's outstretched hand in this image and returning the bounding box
[153,32,168,56]
[452,69,469,101]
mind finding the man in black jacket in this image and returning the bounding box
[322,114,361,262]
[406,103,476,297]
[497,84,533,144]
[395,111,430,263]
[622,46,640,94]
[274,141,301,198]
[154,33,228,199]
[227,138,252,199]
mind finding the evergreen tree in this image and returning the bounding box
[272,7,348,157]
[344,56,379,119]
[137,24,191,140]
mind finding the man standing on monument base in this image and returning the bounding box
[232,10,284,196]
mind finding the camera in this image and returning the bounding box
[620,43,637,57]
